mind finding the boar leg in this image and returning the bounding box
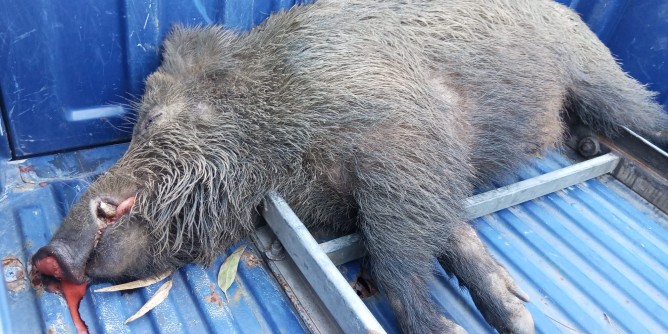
[359,219,465,334]
[354,177,467,332]
[438,224,534,334]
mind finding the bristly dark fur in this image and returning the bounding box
[40,1,667,333]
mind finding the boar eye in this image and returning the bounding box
[143,112,162,131]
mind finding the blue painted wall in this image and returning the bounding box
[0,0,666,159]
[559,0,668,108]
[0,0,312,158]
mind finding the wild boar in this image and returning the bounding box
[33,0,667,333]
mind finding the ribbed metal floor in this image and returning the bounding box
[2,146,667,333]
[340,151,668,334]
[0,144,307,334]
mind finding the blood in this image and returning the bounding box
[34,256,89,334]
[61,280,89,334]
[31,196,136,333]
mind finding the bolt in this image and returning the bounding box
[4,265,20,282]
[578,136,600,157]
[265,239,286,261]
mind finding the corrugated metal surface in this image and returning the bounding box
[0,144,307,334]
[7,147,667,334]
[339,151,668,334]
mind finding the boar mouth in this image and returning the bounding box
[92,196,136,249]
[33,196,136,284]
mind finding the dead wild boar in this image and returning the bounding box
[33,0,667,333]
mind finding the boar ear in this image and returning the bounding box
[161,25,235,77]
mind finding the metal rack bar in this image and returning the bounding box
[262,193,386,334]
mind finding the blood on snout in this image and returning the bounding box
[32,195,136,334]
[34,255,89,334]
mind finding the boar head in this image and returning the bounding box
[33,27,261,284]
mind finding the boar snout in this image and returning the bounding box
[33,241,88,283]
[33,196,137,284]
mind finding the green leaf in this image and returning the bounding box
[217,244,247,301]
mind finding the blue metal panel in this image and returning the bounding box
[605,2,668,109]
[0,0,312,158]
[340,151,668,334]
[557,0,668,109]
[0,144,307,333]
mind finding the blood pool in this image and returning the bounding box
[34,256,89,334]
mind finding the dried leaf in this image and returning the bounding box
[124,279,173,324]
[94,271,171,292]
[217,245,246,300]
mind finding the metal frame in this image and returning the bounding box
[601,128,668,214]
[261,193,386,334]
[259,153,629,332]
[252,226,341,334]
[463,153,620,219]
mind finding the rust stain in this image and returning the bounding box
[3,257,27,292]
[205,283,223,307]
[39,181,48,187]
[271,272,319,334]
[241,251,263,267]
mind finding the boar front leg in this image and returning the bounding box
[358,214,466,334]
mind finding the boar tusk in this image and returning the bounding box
[124,279,173,324]
[98,201,117,218]
[94,271,171,292]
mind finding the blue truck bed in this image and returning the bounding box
[1,1,667,333]
[2,144,667,333]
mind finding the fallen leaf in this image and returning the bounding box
[217,245,247,300]
[124,279,173,324]
[94,271,171,292]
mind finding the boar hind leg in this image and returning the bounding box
[358,214,465,334]
[438,224,534,334]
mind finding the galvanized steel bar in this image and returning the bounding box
[262,192,386,334]
[253,226,341,334]
[464,153,620,219]
[319,233,365,266]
